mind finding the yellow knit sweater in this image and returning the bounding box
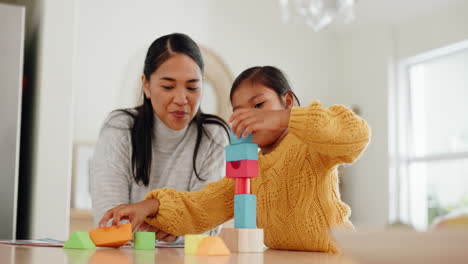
[145,101,370,253]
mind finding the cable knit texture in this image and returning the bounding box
[145,101,370,253]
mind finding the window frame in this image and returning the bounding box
[391,39,468,230]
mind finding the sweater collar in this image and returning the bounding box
[153,113,191,153]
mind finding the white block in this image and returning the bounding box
[219,228,265,253]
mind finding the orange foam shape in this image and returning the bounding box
[196,236,231,256]
[89,223,132,248]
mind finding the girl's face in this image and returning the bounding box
[231,81,293,148]
[142,53,202,131]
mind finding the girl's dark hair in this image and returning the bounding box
[117,33,229,186]
[230,66,300,106]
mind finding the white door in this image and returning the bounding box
[0,3,25,240]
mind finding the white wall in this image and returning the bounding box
[72,0,339,144]
[25,0,468,238]
[334,1,468,227]
[334,26,394,226]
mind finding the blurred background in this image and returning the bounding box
[1,0,467,240]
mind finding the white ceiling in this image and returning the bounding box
[351,0,467,25]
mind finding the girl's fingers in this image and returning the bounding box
[112,211,122,226]
[242,125,257,138]
[112,209,131,226]
[163,235,177,242]
[233,113,255,137]
[156,230,169,240]
[99,210,115,228]
[128,215,138,229]
[236,116,257,138]
[230,109,254,128]
[229,109,249,122]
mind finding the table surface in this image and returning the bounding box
[0,244,355,264]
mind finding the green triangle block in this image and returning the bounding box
[134,232,156,250]
[63,231,96,249]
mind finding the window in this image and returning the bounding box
[394,41,468,230]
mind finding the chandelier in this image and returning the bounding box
[279,0,357,31]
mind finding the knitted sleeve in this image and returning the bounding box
[89,111,133,225]
[288,101,370,165]
[144,178,234,236]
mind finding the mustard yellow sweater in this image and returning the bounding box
[145,101,370,253]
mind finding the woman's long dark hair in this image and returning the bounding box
[117,33,229,186]
[230,66,301,106]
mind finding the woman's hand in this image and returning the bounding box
[98,199,160,230]
[229,108,291,138]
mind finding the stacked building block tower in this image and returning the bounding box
[219,131,264,253]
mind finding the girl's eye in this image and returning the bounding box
[254,102,265,109]
[162,86,173,90]
[187,87,199,91]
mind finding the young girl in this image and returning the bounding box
[99,66,370,253]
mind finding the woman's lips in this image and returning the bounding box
[171,111,187,119]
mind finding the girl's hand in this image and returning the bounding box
[229,108,291,138]
[136,222,178,242]
[98,199,160,230]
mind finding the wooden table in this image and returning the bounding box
[0,244,354,264]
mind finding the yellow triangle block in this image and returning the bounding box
[196,236,231,256]
[185,234,208,255]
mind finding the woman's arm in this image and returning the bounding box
[89,113,133,225]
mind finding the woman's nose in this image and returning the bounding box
[173,90,188,105]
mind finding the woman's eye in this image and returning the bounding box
[187,87,199,91]
[162,86,173,90]
[254,102,265,109]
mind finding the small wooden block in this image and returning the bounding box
[226,160,258,179]
[225,143,258,162]
[235,178,251,194]
[184,234,208,255]
[134,232,155,250]
[219,228,264,253]
[63,231,96,249]
[230,131,253,145]
[196,236,231,256]
[89,223,132,248]
[234,194,257,228]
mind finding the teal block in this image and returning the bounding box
[225,143,258,162]
[234,194,257,228]
[230,130,253,145]
[134,232,156,250]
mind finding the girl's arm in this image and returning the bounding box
[144,178,235,236]
[288,101,370,164]
[230,100,370,166]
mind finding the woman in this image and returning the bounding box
[89,33,229,242]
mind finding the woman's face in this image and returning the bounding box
[142,53,202,131]
[231,81,293,148]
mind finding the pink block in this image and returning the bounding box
[226,160,258,179]
[235,178,251,194]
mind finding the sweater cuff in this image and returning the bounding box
[144,189,185,236]
[288,105,309,136]
[288,101,323,139]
